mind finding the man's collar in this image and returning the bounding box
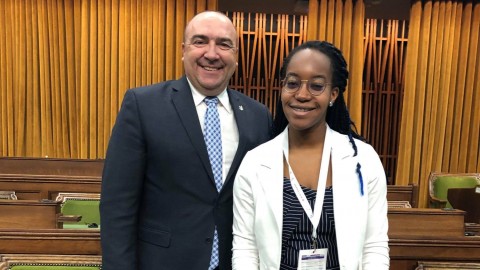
[187,78,232,114]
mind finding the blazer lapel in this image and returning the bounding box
[170,77,214,182]
[257,132,286,237]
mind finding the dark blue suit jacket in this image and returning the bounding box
[100,76,272,270]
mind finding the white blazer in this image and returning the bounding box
[232,126,390,270]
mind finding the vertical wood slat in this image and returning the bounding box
[460,1,479,172]
[97,0,105,158]
[0,1,4,155]
[64,0,76,157]
[103,0,112,152]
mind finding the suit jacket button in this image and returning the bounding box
[205,237,212,243]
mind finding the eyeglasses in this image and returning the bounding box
[185,39,236,51]
[281,76,332,96]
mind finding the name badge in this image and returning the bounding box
[297,248,328,270]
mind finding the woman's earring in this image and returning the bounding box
[329,101,334,107]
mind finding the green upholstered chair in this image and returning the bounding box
[55,193,101,229]
[428,172,480,208]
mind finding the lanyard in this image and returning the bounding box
[282,126,332,248]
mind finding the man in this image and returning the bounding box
[100,11,272,270]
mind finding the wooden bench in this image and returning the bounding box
[388,184,419,208]
[0,157,103,200]
[416,261,480,269]
[0,229,101,255]
[0,200,81,229]
[390,237,480,270]
[388,208,466,238]
[388,207,480,270]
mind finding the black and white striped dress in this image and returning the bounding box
[280,178,340,270]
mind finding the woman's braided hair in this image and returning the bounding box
[273,40,366,194]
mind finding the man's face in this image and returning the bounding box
[182,13,238,96]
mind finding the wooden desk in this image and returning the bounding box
[0,157,104,176]
[0,157,103,200]
[0,200,62,229]
[388,208,465,238]
[0,229,101,255]
[0,174,101,200]
[390,236,480,270]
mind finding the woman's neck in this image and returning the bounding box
[288,123,327,149]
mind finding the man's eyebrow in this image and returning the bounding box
[217,37,233,43]
[190,34,208,40]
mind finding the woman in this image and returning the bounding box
[232,41,389,270]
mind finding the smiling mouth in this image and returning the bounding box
[201,65,222,71]
[291,106,314,112]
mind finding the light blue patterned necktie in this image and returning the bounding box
[204,96,222,270]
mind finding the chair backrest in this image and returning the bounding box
[387,184,419,207]
[55,193,100,229]
[428,172,480,208]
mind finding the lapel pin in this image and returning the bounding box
[239,105,244,111]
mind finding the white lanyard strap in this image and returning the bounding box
[282,126,332,244]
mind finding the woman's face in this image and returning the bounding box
[281,48,339,133]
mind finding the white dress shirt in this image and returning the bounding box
[188,79,239,184]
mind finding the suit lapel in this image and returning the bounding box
[224,90,247,184]
[170,77,215,182]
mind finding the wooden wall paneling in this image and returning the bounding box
[24,0,33,156]
[65,0,77,158]
[333,0,342,46]
[165,0,175,80]
[420,1,440,196]
[226,12,306,112]
[207,0,217,11]
[118,0,127,110]
[0,2,5,156]
[307,0,318,39]
[340,0,352,68]
[97,0,106,158]
[158,1,169,81]
[362,18,407,184]
[78,0,89,159]
[432,1,452,172]
[89,0,98,159]
[442,2,462,172]
[14,0,25,157]
[449,1,470,172]
[175,0,184,78]
[146,0,153,85]
[326,0,335,42]
[461,2,480,172]
[196,0,206,13]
